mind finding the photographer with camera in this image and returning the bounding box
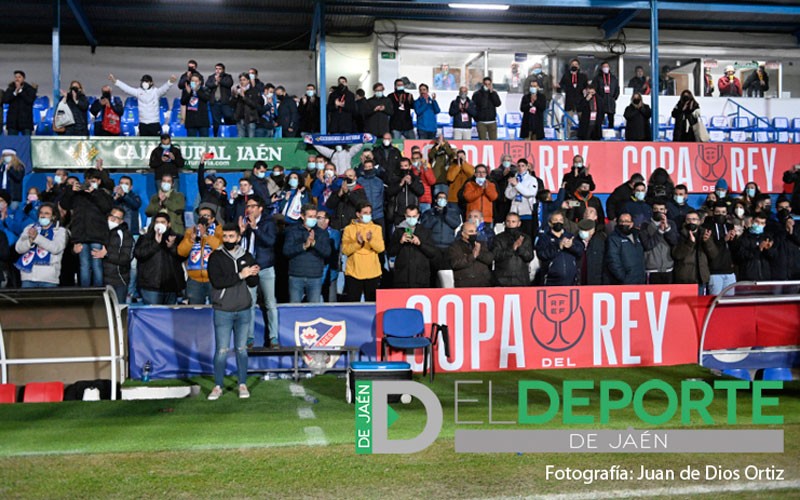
[177,203,222,305]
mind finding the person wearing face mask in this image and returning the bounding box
[274,85,300,138]
[592,62,619,129]
[410,151,436,212]
[196,160,229,223]
[446,150,475,215]
[672,210,718,292]
[327,76,356,134]
[42,169,70,205]
[145,174,186,234]
[464,210,495,249]
[311,163,342,216]
[741,182,760,209]
[491,212,534,287]
[576,218,607,285]
[178,59,203,91]
[713,179,732,209]
[448,86,475,141]
[605,212,646,285]
[109,72,177,136]
[639,200,678,284]
[327,168,368,230]
[180,74,211,137]
[413,84,440,140]
[10,187,42,237]
[666,184,693,227]
[363,82,394,138]
[206,222,260,401]
[577,85,605,141]
[627,66,651,96]
[743,66,769,98]
[427,134,456,190]
[314,141,364,177]
[702,201,739,294]
[55,79,89,136]
[60,172,114,287]
[112,175,142,237]
[386,158,424,230]
[471,77,502,140]
[0,149,26,208]
[387,78,415,139]
[249,161,279,202]
[535,211,582,286]
[177,204,223,305]
[278,173,311,225]
[566,180,604,223]
[562,155,596,199]
[254,83,277,138]
[718,66,742,97]
[232,73,263,138]
[205,63,234,137]
[558,59,588,137]
[389,205,437,289]
[315,211,341,302]
[90,85,124,136]
[505,159,540,238]
[607,173,645,222]
[519,81,546,140]
[283,205,332,303]
[783,164,800,215]
[149,134,185,190]
[623,92,652,141]
[672,90,702,142]
[463,165,498,225]
[3,70,37,136]
[14,202,66,288]
[523,62,553,104]
[100,207,134,304]
[449,221,493,288]
[373,132,402,176]
[357,160,385,232]
[134,214,185,304]
[734,213,775,281]
[421,191,462,253]
[623,182,652,228]
[298,83,321,134]
[341,203,384,301]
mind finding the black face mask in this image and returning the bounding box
[364,169,376,178]
[551,222,564,232]
[223,241,237,251]
[467,234,477,245]
[102,91,111,100]
[578,190,589,198]
[633,98,641,104]
[618,225,633,235]
[570,66,579,73]
[653,212,664,222]
[685,223,698,232]
[778,208,790,219]
[273,175,285,187]
[714,215,727,225]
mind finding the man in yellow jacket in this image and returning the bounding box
[446,149,475,207]
[177,203,223,304]
[341,202,385,302]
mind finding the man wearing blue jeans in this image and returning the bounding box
[207,223,260,401]
[240,195,278,346]
[283,204,331,303]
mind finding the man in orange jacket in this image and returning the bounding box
[177,202,223,304]
[462,164,498,225]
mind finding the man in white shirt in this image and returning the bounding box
[109,73,176,136]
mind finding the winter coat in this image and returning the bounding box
[448,97,474,129]
[298,96,320,133]
[449,238,493,288]
[103,222,134,287]
[743,70,769,98]
[145,190,187,235]
[420,206,461,249]
[463,179,499,222]
[115,79,172,125]
[606,182,634,221]
[783,169,800,215]
[671,101,700,143]
[577,93,605,140]
[283,223,332,278]
[133,228,186,292]
[593,72,620,114]
[639,219,679,273]
[535,230,583,286]
[243,215,278,270]
[623,103,652,141]
[363,95,394,137]
[207,246,259,312]
[232,85,262,124]
[326,184,368,231]
[622,199,652,228]
[0,161,25,202]
[427,141,456,184]
[519,92,546,140]
[385,170,424,226]
[342,220,385,280]
[446,161,475,204]
[327,87,357,133]
[471,88,501,123]
[389,91,415,131]
[666,200,691,227]
[276,96,300,137]
[735,229,776,281]
[558,70,589,112]
[205,72,234,105]
[492,229,534,286]
[577,232,607,285]
[388,222,437,288]
[523,72,553,102]
[177,225,223,283]
[414,96,441,133]
[703,220,736,275]
[672,229,719,284]
[149,145,185,182]
[3,82,37,131]
[180,87,211,129]
[14,223,67,284]
[718,76,742,97]
[60,187,114,244]
[566,191,604,223]
[373,144,402,177]
[605,227,646,285]
[357,173,385,221]
[90,98,124,135]
[314,144,363,177]
[504,172,539,219]
[412,164,437,205]
[61,92,89,135]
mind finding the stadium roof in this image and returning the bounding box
[3,0,800,50]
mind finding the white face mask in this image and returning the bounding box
[141,82,151,90]
[154,223,167,234]
[121,184,130,194]
[108,220,120,230]
[383,139,391,147]
[90,182,99,190]
[735,207,745,218]
[3,155,12,164]
[54,175,63,185]
[161,182,172,192]
[335,145,343,152]
[579,230,591,240]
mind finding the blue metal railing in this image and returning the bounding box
[724,98,775,142]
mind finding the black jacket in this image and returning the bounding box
[205,73,234,104]
[389,91,415,131]
[60,187,114,244]
[372,144,402,177]
[492,229,534,286]
[448,97,474,129]
[327,87,356,133]
[90,98,124,135]
[283,223,332,278]
[208,246,259,312]
[605,227,646,285]
[449,238,493,288]
[181,87,211,129]
[103,222,134,287]
[149,145,185,181]
[577,93,605,140]
[326,184,369,231]
[535,230,583,286]
[62,92,90,135]
[388,224,438,288]
[743,70,769,98]
[593,72,620,114]
[519,92,546,140]
[703,220,736,275]
[559,70,588,112]
[298,96,320,133]
[471,88,501,123]
[578,232,607,285]
[363,95,394,137]
[2,82,37,131]
[232,86,262,124]
[606,182,634,221]
[623,103,652,141]
[133,228,186,292]
[276,96,300,137]
[735,229,775,281]
[783,169,800,214]
[671,101,700,143]
[386,170,424,225]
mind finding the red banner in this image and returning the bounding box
[405,140,798,194]
[376,285,700,373]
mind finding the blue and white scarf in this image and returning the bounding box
[514,173,525,202]
[187,222,216,271]
[15,225,53,273]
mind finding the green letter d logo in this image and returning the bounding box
[372,381,443,454]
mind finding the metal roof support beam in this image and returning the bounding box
[65,0,98,50]
[602,9,639,39]
[317,1,327,134]
[650,0,660,142]
[53,0,61,105]
[310,1,321,51]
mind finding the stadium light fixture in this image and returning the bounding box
[448,3,511,11]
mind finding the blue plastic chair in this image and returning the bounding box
[762,368,794,381]
[219,125,238,138]
[381,308,448,382]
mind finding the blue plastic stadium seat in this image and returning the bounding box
[762,368,793,381]
[172,97,181,110]
[35,107,55,136]
[219,125,238,138]
[170,122,187,137]
[773,117,790,143]
[121,122,137,137]
[121,107,139,125]
[124,96,138,108]
[159,97,168,112]
[505,112,522,131]
[34,96,50,108]
[436,112,451,127]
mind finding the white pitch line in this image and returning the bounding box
[297,406,316,420]
[304,426,328,446]
[483,479,800,500]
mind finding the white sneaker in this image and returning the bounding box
[239,384,250,399]
[208,386,223,401]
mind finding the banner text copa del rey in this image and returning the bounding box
[405,140,797,194]
[376,285,699,373]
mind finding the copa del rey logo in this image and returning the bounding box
[530,289,586,352]
[294,317,347,368]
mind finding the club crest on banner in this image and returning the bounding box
[503,141,535,169]
[530,289,586,352]
[294,317,347,368]
[694,144,728,182]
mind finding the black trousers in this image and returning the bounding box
[647,271,674,285]
[139,122,162,137]
[344,276,380,302]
